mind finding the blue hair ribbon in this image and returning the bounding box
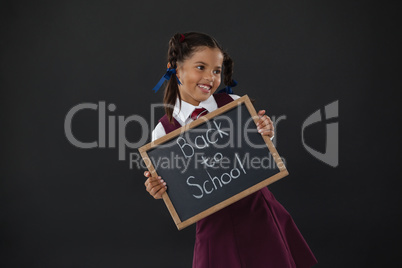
[152,68,182,93]
[217,79,237,94]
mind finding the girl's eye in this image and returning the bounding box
[197,66,204,70]
[214,70,221,74]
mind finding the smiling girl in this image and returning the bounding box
[144,32,317,268]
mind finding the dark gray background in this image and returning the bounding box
[1,1,400,267]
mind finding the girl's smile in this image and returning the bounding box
[197,84,212,93]
[176,47,223,106]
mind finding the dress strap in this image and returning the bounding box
[158,115,182,134]
[213,93,234,108]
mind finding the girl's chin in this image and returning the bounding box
[198,88,216,96]
[180,89,217,105]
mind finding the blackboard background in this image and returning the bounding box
[146,103,281,223]
[1,1,400,267]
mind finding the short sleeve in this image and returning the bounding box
[151,122,166,142]
[228,94,241,100]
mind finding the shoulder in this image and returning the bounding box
[212,93,240,107]
[213,92,241,101]
[152,122,166,142]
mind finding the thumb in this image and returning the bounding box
[258,110,266,117]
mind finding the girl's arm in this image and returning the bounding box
[144,171,167,199]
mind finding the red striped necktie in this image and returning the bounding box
[190,108,209,120]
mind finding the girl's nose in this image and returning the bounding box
[204,72,214,82]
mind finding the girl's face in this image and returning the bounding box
[176,47,223,106]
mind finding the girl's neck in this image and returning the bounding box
[180,96,201,106]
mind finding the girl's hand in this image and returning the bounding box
[256,110,275,139]
[144,171,167,199]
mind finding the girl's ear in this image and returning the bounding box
[168,62,181,79]
[175,66,181,79]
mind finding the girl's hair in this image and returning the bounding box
[163,32,234,123]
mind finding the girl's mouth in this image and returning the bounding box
[198,84,212,93]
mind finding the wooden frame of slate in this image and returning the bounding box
[138,95,288,230]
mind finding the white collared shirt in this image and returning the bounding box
[152,94,240,141]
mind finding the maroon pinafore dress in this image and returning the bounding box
[159,93,318,268]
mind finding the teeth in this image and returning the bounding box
[198,84,211,90]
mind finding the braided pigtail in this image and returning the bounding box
[163,33,185,123]
[216,51,237,94]
[223,52,234,87]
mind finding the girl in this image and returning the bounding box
[144,32,317,268]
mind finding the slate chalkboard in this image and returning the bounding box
[139,95,288,230]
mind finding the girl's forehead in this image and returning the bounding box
[186,47,223,63]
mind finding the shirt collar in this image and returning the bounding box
[173,95,217,122]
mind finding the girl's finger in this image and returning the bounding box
[256,115,264,126]
[146,179,166,192]
[258,126,273,132]
[263,116,274,127]
[150,183,167,198]
[261,116,269,126]
[145,176,164,187]
[149,184,163,195]
[146,176,162,183]
[257,115,270,128]
[257,110,266,117]
[144,176,162,187]
[260,130,275,138]
[154,186,167,199]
